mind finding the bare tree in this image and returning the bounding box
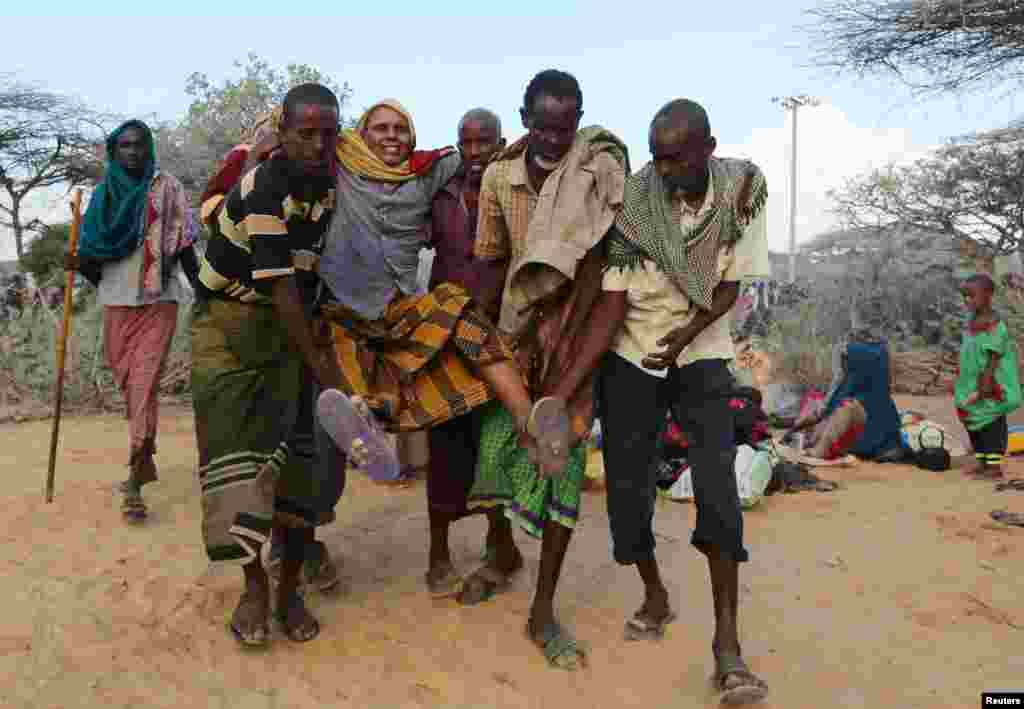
[0,79,105,260]
[807,1,1024,97]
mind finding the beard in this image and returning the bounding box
[664,167,709,196]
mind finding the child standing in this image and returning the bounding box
[954,274,1022,478]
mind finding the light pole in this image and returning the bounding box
[772,95,821,283]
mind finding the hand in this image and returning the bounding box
[63,252,80,272]
[979,372,998,399]
[642,327,695,371]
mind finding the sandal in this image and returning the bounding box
[304,541,341,593]
[425,562,463,598]
[120,491,147,523]
[525,397,572,478]
[274,592,320,642]
[458,548,524,606]
[317,389,400,482]
[995,479,1024,492]
[713,653,768,705]
[990,509,1024,527]
[625,607,677,641]
[528,620,588,671]
[229,590,270,648]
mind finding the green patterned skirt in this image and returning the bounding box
[467,401,586,537]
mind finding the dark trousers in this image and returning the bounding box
[279,367,348,527]
[597,353,748,564]
[426,409,483,520]
[969,415,1009,459]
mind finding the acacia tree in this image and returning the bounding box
[829,127,1024,255]
[807,1,1024,97]
[156,54,353,197]
[0,80,105,260]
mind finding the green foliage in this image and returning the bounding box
[20,222,68,287]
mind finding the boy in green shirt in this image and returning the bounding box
[954,273,1023,478]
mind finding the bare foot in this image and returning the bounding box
[229,589,270,647]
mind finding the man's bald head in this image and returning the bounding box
[458,108,502,140]
[649,99,711,141]
[648,99,716,196]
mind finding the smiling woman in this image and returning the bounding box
[362,104,413,167]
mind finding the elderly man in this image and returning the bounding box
[421,107,509,596]
[66,119,198,523]
[597,99,770,703]
[464,69,630,671]
[191,83,346,648]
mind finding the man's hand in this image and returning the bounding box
[642,326,696,371]
[63,252,80,272]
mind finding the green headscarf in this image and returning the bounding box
[79,120,156,262]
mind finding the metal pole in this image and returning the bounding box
[788,104,798,284]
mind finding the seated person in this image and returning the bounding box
[790,336,906,462]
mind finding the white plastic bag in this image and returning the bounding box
[667,444,774,509]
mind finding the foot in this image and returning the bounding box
[425,560,463,598]
[229,589,270,648]
[120,487,147,524]
[458,545,524,606]
[713,652,768,705]
[316,389,400,481]
[303,541,341,593]
[968,463,1004,479]
[524,397,572,478]
[625,591,676,641]
[527,615,587,671]
[274,591,320,642]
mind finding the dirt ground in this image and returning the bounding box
[2,395,1023,709]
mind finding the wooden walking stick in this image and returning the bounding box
[45,188,83,503]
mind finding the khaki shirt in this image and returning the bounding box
[602,178,770,377]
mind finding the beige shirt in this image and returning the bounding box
[602,177,770,378]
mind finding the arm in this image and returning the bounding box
[549,290,627,402]
[270,276,343,390]
[472,166,511,321]
[643,281,740,370]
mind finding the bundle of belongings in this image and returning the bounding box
[658,386,777,508]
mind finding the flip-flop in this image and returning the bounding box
[526,397,571,478]
[527,621,588,671]
[712,653,768,705]
[995,479,1024,492]
[317,389,400,482]
[990,509,1024,527]
[121,492,147,524]
[458,549,524,606]
[229,591,270,649]
[625,608,677,641]
[274,592,320,642]
[425,563,463,598]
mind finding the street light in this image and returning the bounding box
[772,94,822,283]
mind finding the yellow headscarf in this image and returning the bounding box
[337,99,450,183]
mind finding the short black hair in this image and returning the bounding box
[458,107,502,139]
[963,273,996,292]
[282,83,339,125]
[522,69,582,115]
[650,98,711,139]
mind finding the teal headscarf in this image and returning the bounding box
[79,120,156,262]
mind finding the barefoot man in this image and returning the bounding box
[191,83,346,647]
[422,107,509,596]
[464,70,630,670]
[596,99,770,702]
[66,119,198,523]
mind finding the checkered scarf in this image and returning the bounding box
[608,157,767,310]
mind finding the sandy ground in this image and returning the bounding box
[2,396,1023,709]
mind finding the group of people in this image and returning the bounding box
[67,69,774,703]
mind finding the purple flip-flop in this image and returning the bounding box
[317,389,400,482]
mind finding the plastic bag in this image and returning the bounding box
[666,443,775,509]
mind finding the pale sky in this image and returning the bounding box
[3,1,1020,261]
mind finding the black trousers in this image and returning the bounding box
[597,352,748,564]
[969,415,1009,460]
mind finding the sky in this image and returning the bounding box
[3,1,1022,262]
